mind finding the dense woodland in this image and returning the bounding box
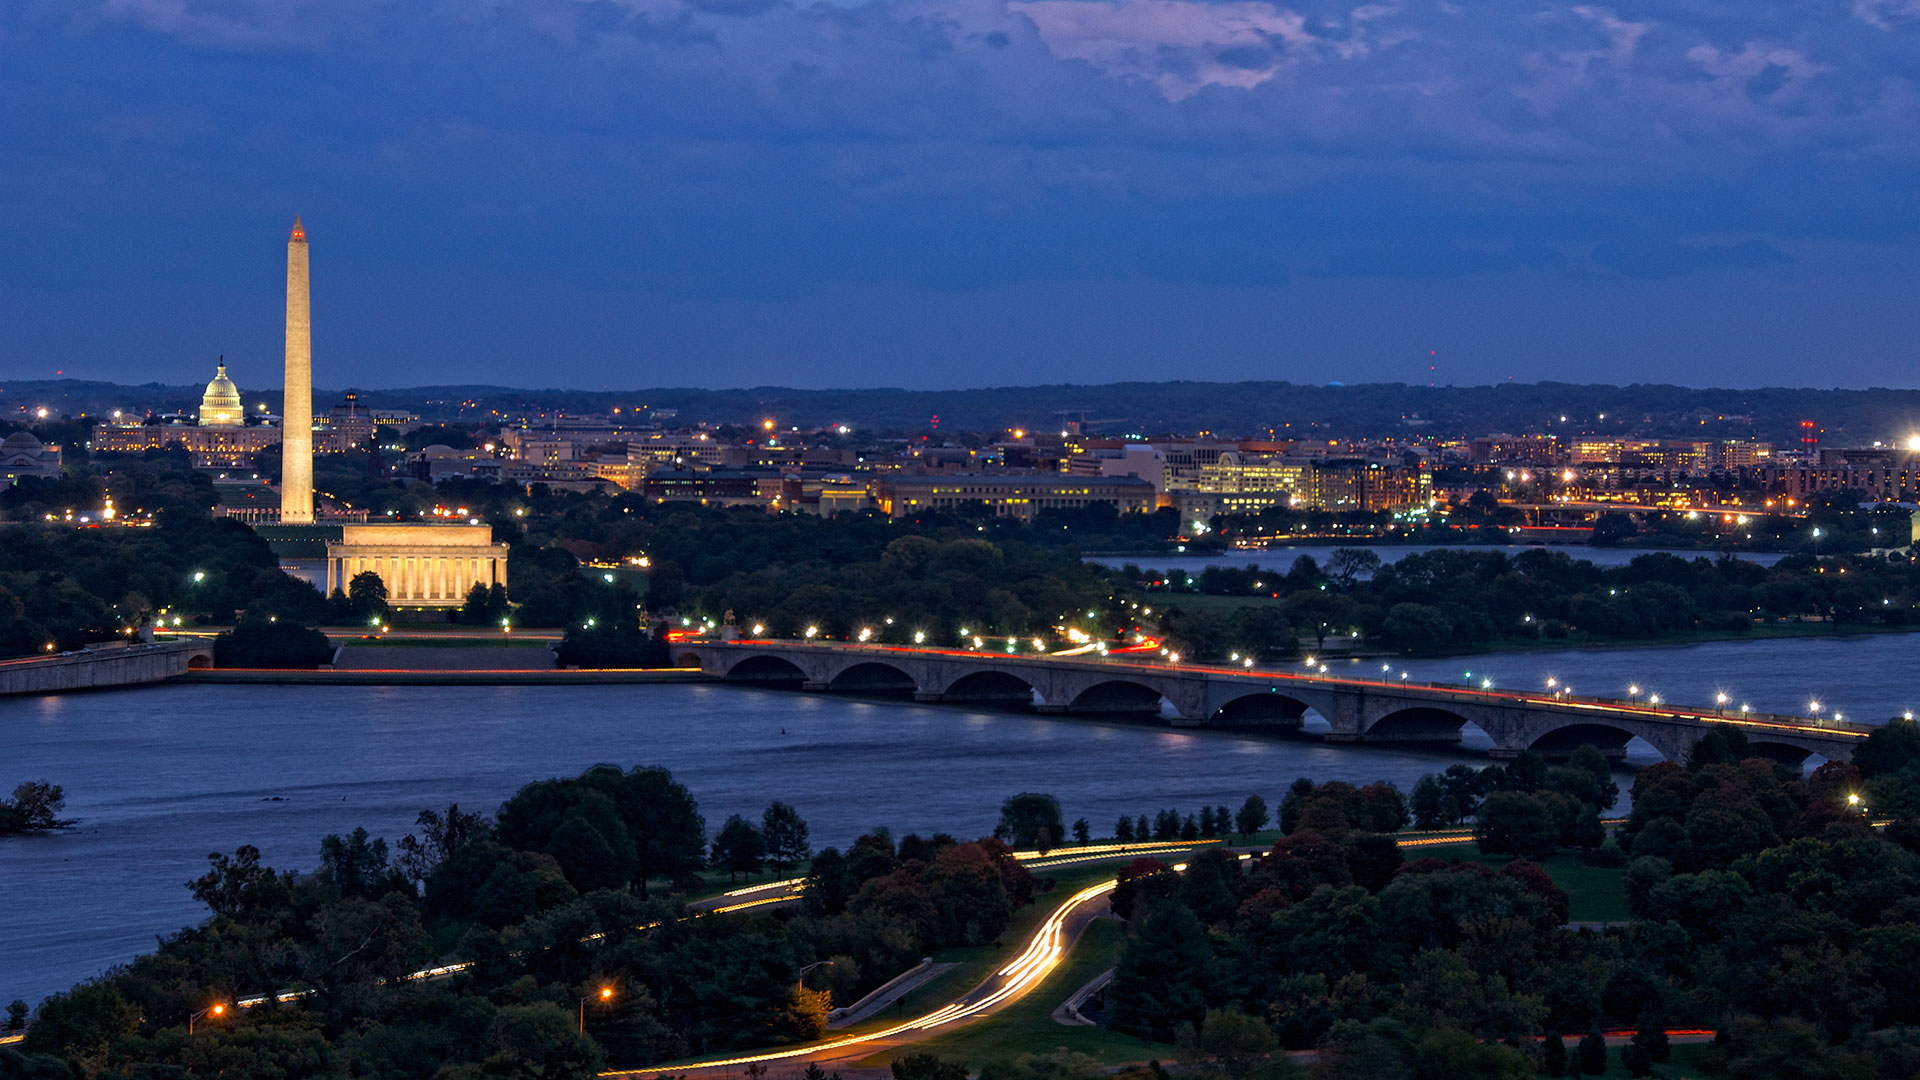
[1145,543,1920,660]
[3,767,1047,1079]
[13,723,1920,1078]
[1092,723,1920,1079]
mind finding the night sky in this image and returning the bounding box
[3,1,1917,390]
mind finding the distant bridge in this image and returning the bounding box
[0,638,215,696]
[673,641,1869,764]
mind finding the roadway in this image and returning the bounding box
[605,834,1485,1077]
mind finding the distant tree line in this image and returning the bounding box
[1145,545,1920,661]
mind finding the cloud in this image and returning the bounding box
[1008,0,1313,98]
[4,0,1920,388]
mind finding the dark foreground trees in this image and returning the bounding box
[17,766,1049,1078]
[212,616,334,668]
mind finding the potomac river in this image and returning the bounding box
[3,631,1914,1008]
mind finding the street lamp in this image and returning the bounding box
[189,1003,227,1034]
[1716,692,1729,715]
[580,987,614,1033]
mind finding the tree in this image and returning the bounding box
[1072,818,1091,845]
[1283,590,1355,650]
[1577,1028,1607,1075]
[1474,791,1558,859]
[711,814,767,883]
[1632,1023,1669,1064]
[1110,858,1179,919]
[212,616,333,668]
[0,781,67,834]
[1410,774,1447,829]
[997,793,1067,853]
[1187,1008,1277,1079]
[319,826,403,899]
[395,803,490,885]
[347,570,389,620]
[5,1000,26,1032]
[582,766,707,897]
[188,845,293,920]
[1235,795,1269,840]
[762,801,811,873]
[1115,816,1136,842]
[891,1053,968,1080]
[1542,1032,1567,1076]
[1856,717,1920,778]
[1108,900,1212,1041]
[1591,512,1639,547]
[461,581,510,626]
[1380,602,1454,652]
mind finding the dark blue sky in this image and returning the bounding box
[2,0,1917,390]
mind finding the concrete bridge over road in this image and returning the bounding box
[674,641,1868,764]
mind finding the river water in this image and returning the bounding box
[1091,544,1791,576]
[4,630,1914,1009]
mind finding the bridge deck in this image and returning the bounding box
[685,639,1870,756]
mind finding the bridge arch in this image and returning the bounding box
[827,661,920,697]
[1208,690,1319,731]
[1525,721,1641,761]
[1067,679,1166,716]
[1364,705,1479,746]
[940,669,1040,708]
[724,654,810,685]
[1746,740,1819,767]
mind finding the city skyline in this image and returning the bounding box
[3,3,1919,389]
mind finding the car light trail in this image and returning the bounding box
[607,879,1120,1075]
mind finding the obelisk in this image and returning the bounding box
[281,215,314,524]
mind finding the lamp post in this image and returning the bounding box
[580,986,613,1033]
[189,1003,226,1035]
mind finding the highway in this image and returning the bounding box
[603,833,1493,1077]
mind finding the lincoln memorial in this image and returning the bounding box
[324,524,509,608]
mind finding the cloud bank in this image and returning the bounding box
[2,0,1917,387]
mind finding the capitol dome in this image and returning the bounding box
[2,431,44,454]
[199,358,243,427]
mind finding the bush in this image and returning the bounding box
[212,617,333,669]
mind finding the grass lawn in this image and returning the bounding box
[1431,843,1631,923]
[1584,1042,1710,1078]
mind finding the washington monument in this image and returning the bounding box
[281,216,314,524]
